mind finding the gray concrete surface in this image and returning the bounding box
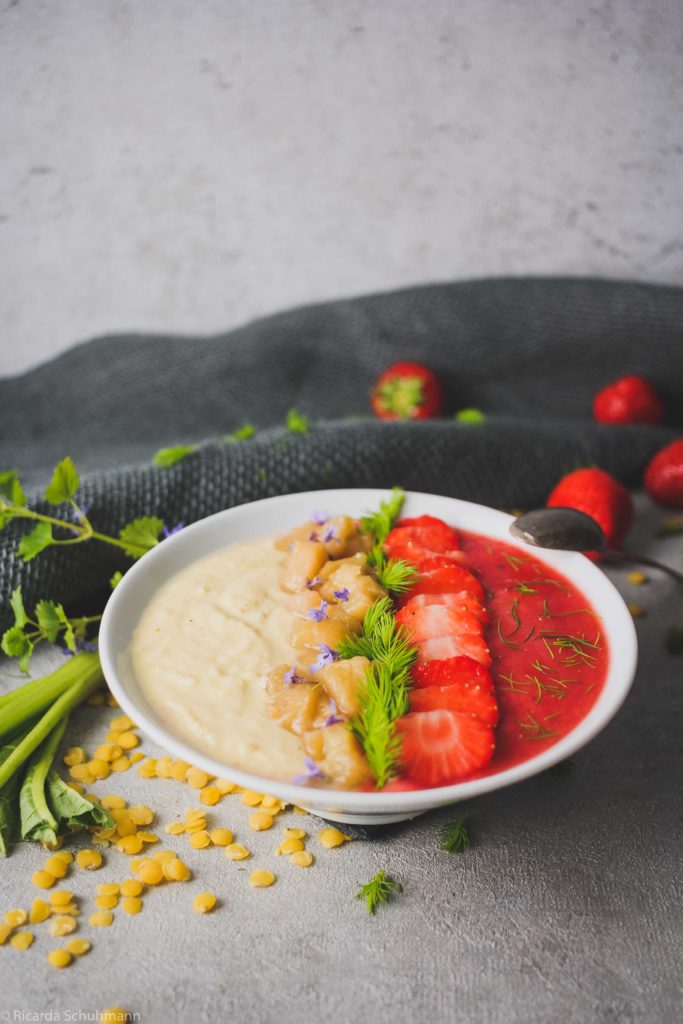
[1,0,683,377]
[0,493,681,1024]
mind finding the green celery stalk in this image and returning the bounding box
[0,653,102,792]
[0,655,95,741]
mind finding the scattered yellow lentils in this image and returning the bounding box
[627,570,648,585]
[193,892,217,914]
[318,828,353,849]
[248,869,276,888]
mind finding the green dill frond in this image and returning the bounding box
[350,664,403,788]
[338,632,375,660]
[355,869,402,915]
[440,818,470,854]
[360,487,406,545]
[361,597,395,636]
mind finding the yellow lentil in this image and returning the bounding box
[164,858,191,882]
[32,870,56,889]
[199,785,221,806]
[129,752,145,765]
[120,879,143,897]
[48,948,73,968]
[137,758,158,778]
[110,756,131,773]
[170,759,191,781]
[240,790,263,807]
[248,869,275,888]
[121,896,142,915]
[186,767,210,789]
[137,832,159,844]
[115,816,138,838]
[152,849,176,865]
[95,895,119,911]
[293,806,309,815]
[99,1009,128,1023]
[116,732,139,750]
[290,850,314,868]
[63,747,86,766]
[116,835,144,856]
[88,759,111,780]
[29,898,52,924]
[54,903,80,916]
[50,915,78,936]
[10,931,34,950]
[209,828,233,847]
[224,843,250,861]
[283,828,306,839]
[213,778,236,794]
[128,858,144,873]
[128,805,155,826]
[49,890,74,907]
[44,854,69,878]
[0,923,13,944]
[96,883,120,897]
[248,812,274,832]
[164,822,186,835]
[101,795,126,810]
[89,911,114,927]
[318,827,352,849]
[95,744,121,762]
[4,908,27,927]
[628,603,646,618]
[55,850,74,864]
[154,756,173,778]
[627,570,648,585]
[189,829,211,849]
[277,837,304,855]
[137,860,164,886]
[110,714,135,731]
[67,938,91,956]
[69,764,93,782]
[76,849,103,870]
[193,892,217,914]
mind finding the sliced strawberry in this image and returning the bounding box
[396,710,495,787]
[396,603,484,643]
[411,564,485,602]
[417,634,491,666]
[412,655,491,689]
[410,682,498,727]
[395,515,460,550]
[384,517,461,565]
[402,591,488,623]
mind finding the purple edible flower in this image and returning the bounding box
[293,757,325,785]
[333,587,350,602]
[323,524,337,543]
[311,509,329,525]
[309,530,319,541]
[324,698,343,727]
[284,665,303,685]
[62,638,98,657]
[163,522,185,538]
[309,644,340,673]
[307,600,329,622]
[305,576,323,590]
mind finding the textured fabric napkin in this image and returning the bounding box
[1,276,681,627]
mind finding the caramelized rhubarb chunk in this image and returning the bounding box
[317,656,370,718]
[344,575,387,620]
[289,618,350,651]
[303,724,371,787]
[318,553,368,582]
[280,541,328,593]
[320,516,358,557]
[265,667,329,735]
[274,522,320,552]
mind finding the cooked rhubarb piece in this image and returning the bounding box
[274,522,320,552]
[265,667,329,734]
[395,709,495,787]
[289,618,350,651]
[343,575,387,620]
[303,723,371,787]
[317,515,358,557]
[317,656,370,717]
[280,540,329,593]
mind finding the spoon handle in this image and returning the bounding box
[604,549,683,584]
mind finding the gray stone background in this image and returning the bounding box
[1,2,682,1023]
[1,0,682,377]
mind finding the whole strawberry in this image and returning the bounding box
[644,439,683,508]
[547,467,633,553]
[371,362,443,420]
[593,375,664,425]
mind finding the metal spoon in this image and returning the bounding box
[510,507,683,583]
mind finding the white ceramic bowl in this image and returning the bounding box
[99,489,637,825]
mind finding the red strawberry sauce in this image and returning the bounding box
[461,529,607,778]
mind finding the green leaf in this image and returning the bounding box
[45,769,114,832]
[225,423,256,443]
[118,515,165,558]
[35,600,69,645]
[440,818,471,853]
[1,625,34,675]
[153,444,196,468]
[110,571,123,589]
[454,408,486,424]
[355,869,402,914]
[0,469,27,507]
[19,723,64,845]
[0,738,26,856]
[9,586,27,628]
[286,408,309,433]
[18,522,53,561]
[44,456,80,504]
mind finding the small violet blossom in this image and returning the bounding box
[333,587,350,602]
[284,665,303,685]
[323,524,337,543]
[309,531,319,541]
[163,522,185,538]
[307,600,329,623]
[293,757,325,785]
[305,576,323,590]
[309,644,340,673]
[311,509,329,525]
[62,638,98,657]
[324,698,343,728]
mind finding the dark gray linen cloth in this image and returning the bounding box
[1,276,681,626]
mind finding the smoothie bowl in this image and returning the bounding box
[99,489,637,824]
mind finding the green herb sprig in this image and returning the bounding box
[0,458,166,562]
[440,818,471,853]
[360,487,406,546]
[355,869,402,915]
[1,586,101,675]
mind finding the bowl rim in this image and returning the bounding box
[99,488,638,815]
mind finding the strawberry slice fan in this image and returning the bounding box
[385,515,497,788]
